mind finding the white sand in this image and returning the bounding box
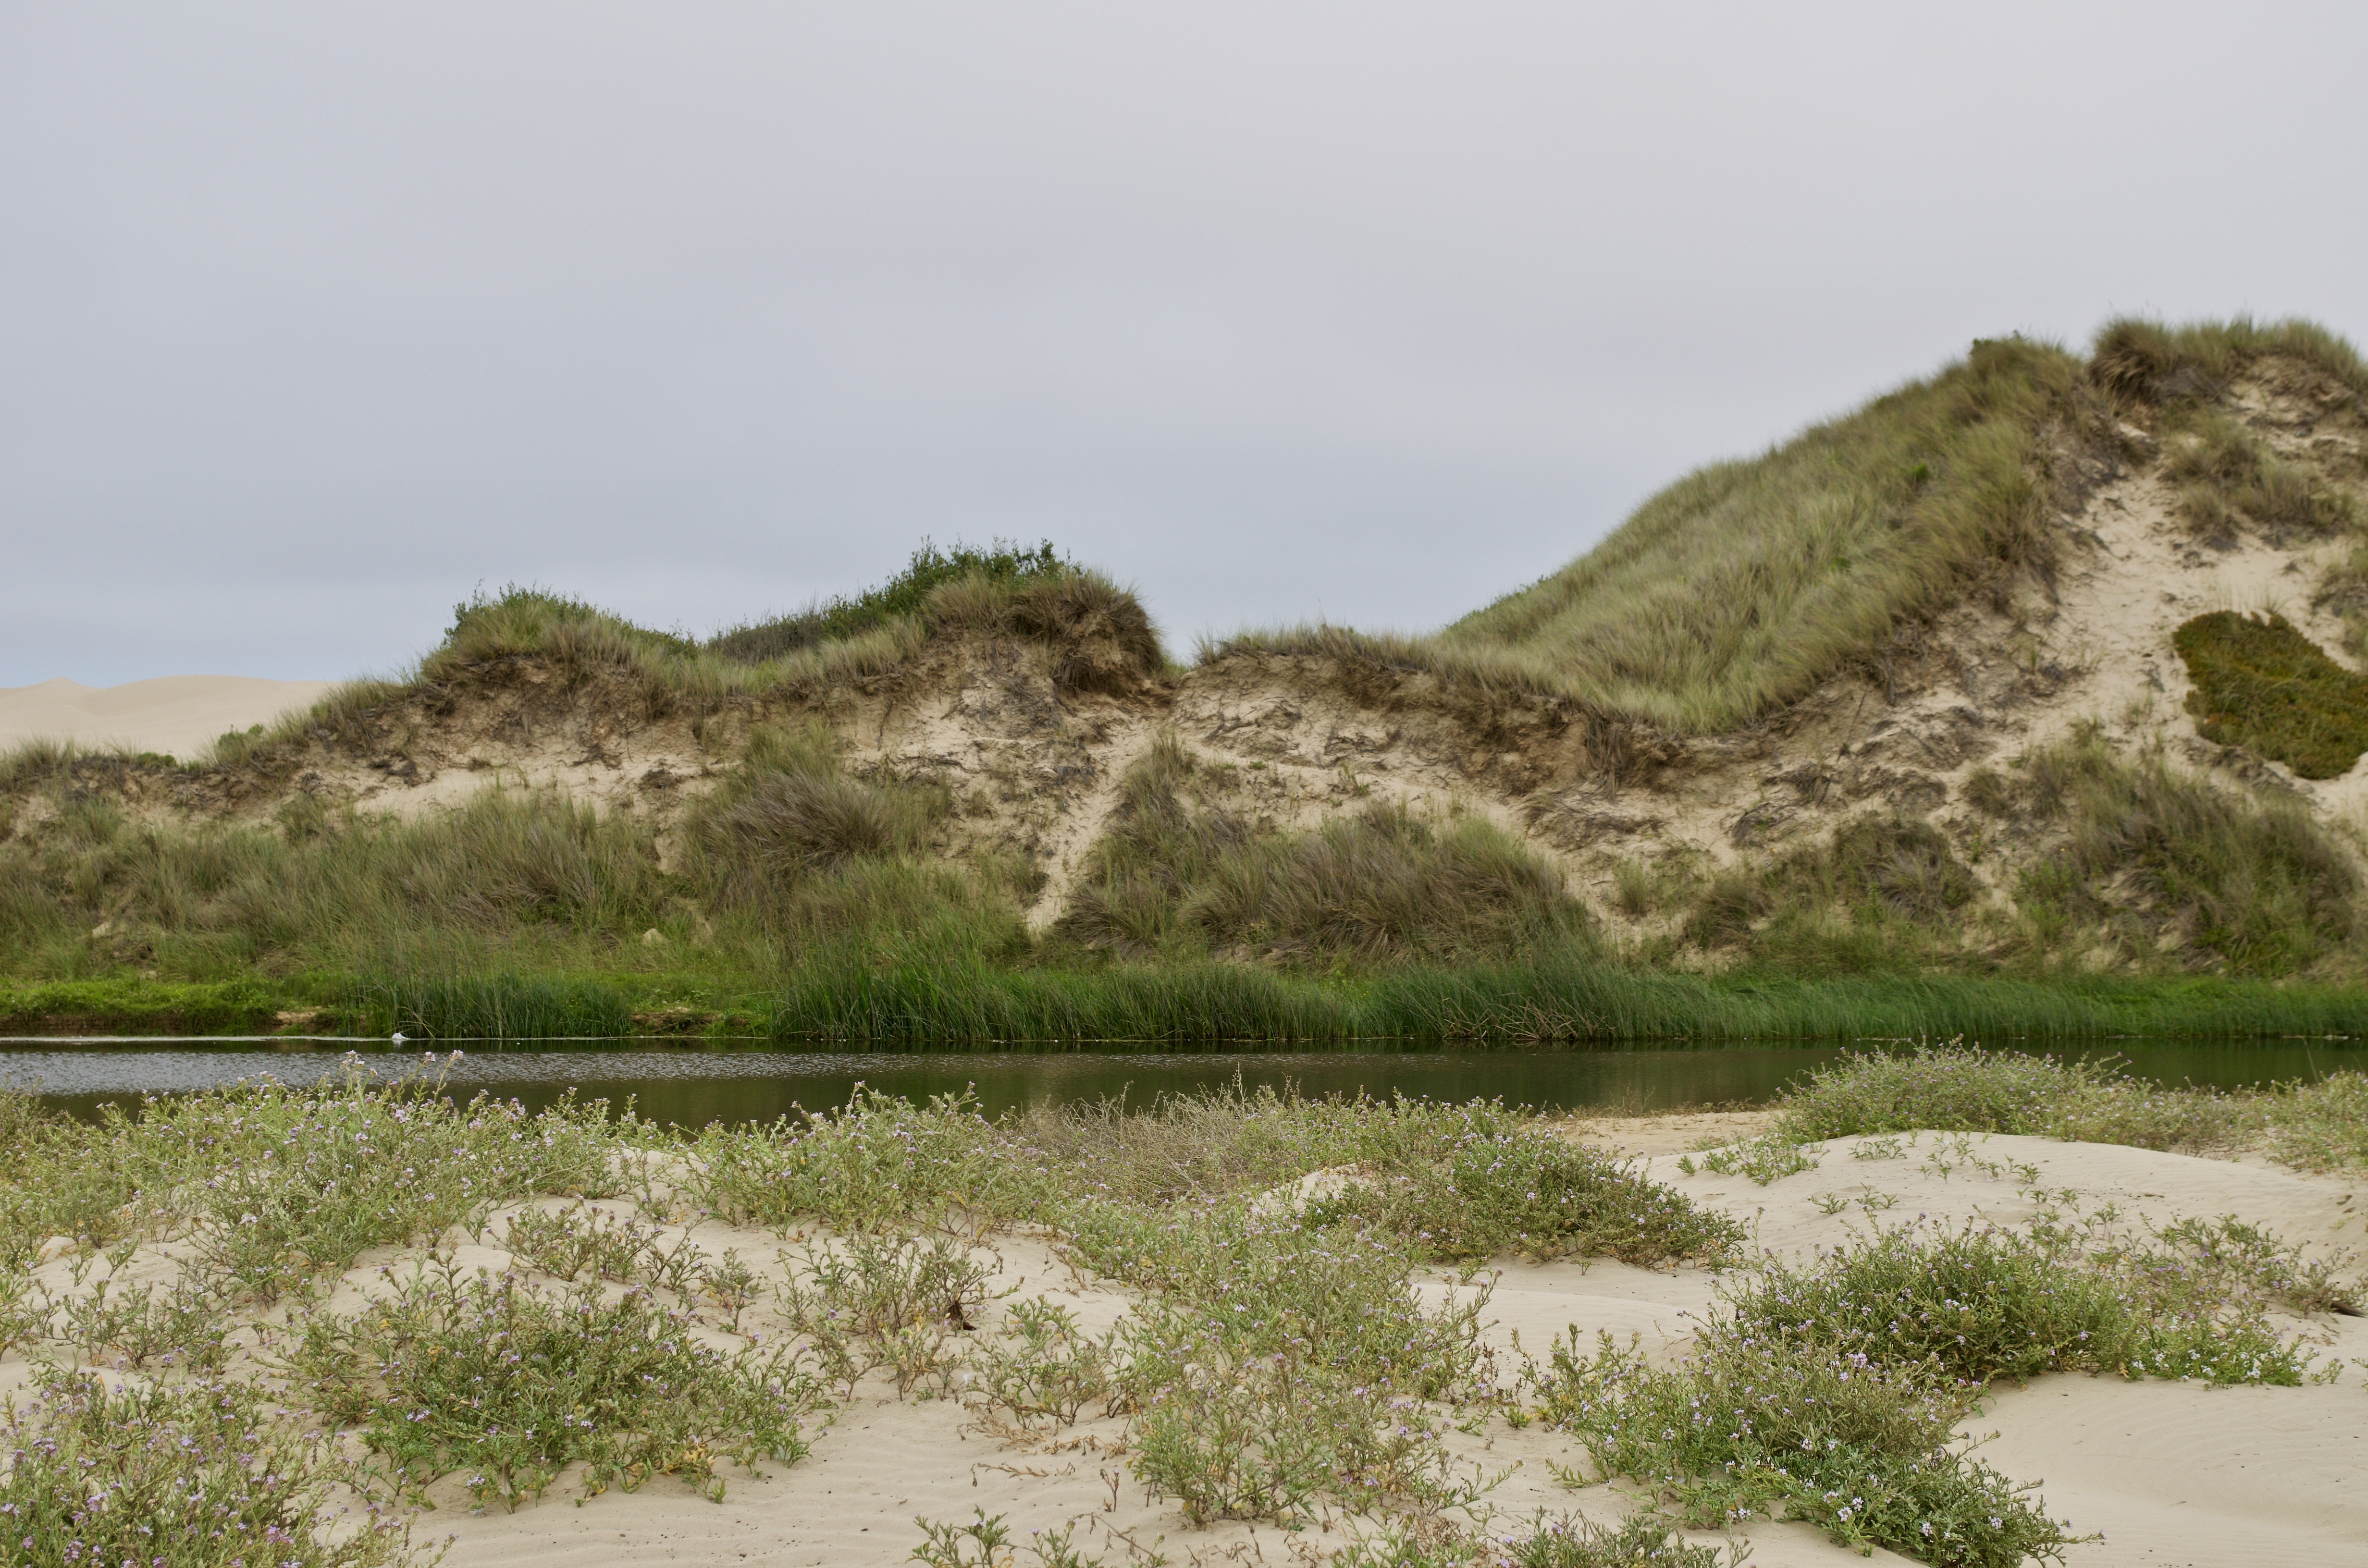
[11,1133,2364,1567]
[0,674,333,761]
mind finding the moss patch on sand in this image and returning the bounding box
[2175,611,2368,779]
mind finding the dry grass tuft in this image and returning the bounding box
[2090,315,2368,407]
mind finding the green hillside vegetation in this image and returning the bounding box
[8,715,2368,1042]
[1216,317,2368,732]
[6,317,2368,1041]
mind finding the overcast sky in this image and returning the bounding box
[4,3,2364,686]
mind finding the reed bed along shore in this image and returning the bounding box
[11,962,2368,1045]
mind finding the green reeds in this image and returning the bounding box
[758,957,2368,1047]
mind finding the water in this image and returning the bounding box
[6,1036,2363,1125]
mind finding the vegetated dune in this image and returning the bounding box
[6,317,2368,1024]
[0,675,333,761]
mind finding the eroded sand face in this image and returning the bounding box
[13,1128,2360,1568]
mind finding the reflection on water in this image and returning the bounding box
[7,1036,2365,1127]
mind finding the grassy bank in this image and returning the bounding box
[10,961,2368,1045]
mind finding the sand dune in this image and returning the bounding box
[0,674,333,761]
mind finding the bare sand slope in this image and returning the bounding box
[0,674,333,761]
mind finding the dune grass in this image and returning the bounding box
[2002,728,2359,975]
[1770,1038,2368,1169]
[1214,333,2111,731]
[704,538,1069,664]
[1051,734,1592,966]
[0,543,1167,784]
[1211,316,2367,741]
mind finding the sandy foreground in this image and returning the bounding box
[0,674,333,760]
[11,1124,2363,1568]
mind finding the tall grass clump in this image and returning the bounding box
[0,784,672,983]
[706,538,1071,663]
[2006,729,2359,975]
[685,723,944,891]
[1682,814,1977,971]
[2089,314,2368,406]
[2159,409,2355,546]
[1055,735,1591,965]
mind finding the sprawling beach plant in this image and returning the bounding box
[774,1229,997,1399]
[0,1369,425,1568]
[1532,1329,2072,1568]
[1329,1512,1730,1568]
[688,1087,1054,1236]
[123,1062,617,1299]
[1079,1201,1500,1525]
[1729,1219,2317,1388]
[1311,1118,1746,1266]
[281,1258,817,1508]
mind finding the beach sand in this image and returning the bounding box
[0,674,333,761]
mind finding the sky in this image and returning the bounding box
[4,3,2365,686]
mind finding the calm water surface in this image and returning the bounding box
[6,1037,2363,1126]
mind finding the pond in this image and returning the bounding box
[5,1036,2363,1125]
